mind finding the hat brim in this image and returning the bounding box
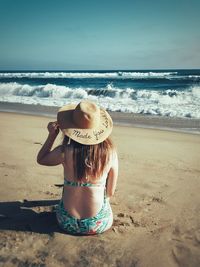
[57,104,113,145]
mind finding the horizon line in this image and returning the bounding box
[0,68,200,72]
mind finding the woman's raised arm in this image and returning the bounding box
[37,121,63,166]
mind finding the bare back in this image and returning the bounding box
[62,146,114,219]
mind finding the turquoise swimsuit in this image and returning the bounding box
[56,178,113,235]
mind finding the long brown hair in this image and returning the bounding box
[62,136,114,181]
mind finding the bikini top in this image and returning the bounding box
[64,177,107,188]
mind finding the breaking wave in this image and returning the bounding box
[0,82,200,119]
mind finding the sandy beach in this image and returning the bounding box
[0,111,200,267]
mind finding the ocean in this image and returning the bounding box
[0,69,200,119]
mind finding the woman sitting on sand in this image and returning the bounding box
[37,101,118,235]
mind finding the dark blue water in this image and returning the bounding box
[0,69,200,90]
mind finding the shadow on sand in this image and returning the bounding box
[0,199,65,234]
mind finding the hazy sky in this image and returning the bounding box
[0,0,199,70]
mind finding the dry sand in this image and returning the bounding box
[0,112,200,267]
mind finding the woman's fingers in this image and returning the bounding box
[53,122,59,131]
[47,121,59,135]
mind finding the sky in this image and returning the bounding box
[0,0,199,70]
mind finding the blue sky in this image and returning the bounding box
[0,0,199,70]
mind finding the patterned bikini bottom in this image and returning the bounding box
[56,197,113,235]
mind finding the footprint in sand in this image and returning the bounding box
[194,229,200,243]
[172,244,200,267]
[171,225,200,266]
[112,212,142,233]
[172,244,191,266]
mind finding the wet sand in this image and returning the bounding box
[0,111,200,267]
[1,101,200,134]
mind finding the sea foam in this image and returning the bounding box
[0,82,200,119]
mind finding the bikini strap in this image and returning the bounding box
[64,179,105,187]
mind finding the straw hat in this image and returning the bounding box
[57,101,113,145]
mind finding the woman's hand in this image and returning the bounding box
[47,121,59,137]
